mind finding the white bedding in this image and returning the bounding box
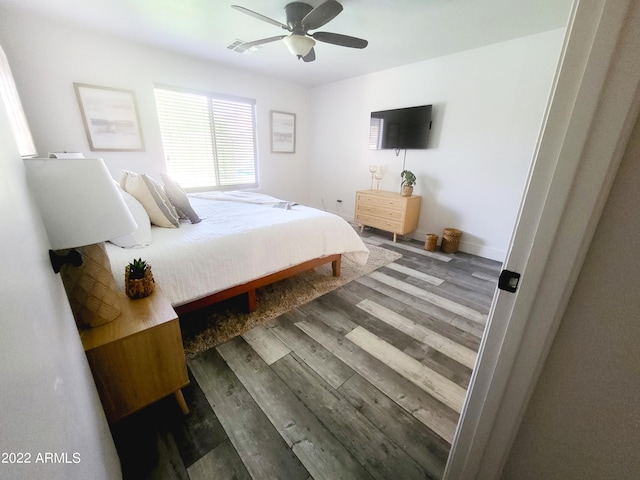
[106,191,369,307]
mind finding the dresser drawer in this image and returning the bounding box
[356,203,406,221]
[356,192,407,210]
[355,212,403,233]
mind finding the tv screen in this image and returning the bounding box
[369,105,432,150]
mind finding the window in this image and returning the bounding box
[154,85,258,190]
[369,117,384,150]
[0,45,36,157]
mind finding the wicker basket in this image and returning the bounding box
[424,233,439,251]
[441,228,462,253]
[125,265,156,299]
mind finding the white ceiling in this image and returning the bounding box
[1,0,573,87]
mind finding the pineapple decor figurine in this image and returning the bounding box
[125,258,155,299]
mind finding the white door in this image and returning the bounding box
[445,0,640,478]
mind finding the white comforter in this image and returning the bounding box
[106,191,369,307]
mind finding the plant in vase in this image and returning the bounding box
[400,170,416,196]
[125,258,155,299]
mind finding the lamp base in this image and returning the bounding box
[59,242,122,328]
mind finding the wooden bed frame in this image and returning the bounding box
[173,254,341,316]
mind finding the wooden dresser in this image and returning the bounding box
[355,190,421,242]
[80,288,189,422]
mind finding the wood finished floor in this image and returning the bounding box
[110,230,501,480]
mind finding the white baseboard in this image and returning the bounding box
[344,219,506,263]
[458,241,505,263]
[409,230,506,263]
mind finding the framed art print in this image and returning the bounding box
[74,83,145,151]
[270,110,296,153]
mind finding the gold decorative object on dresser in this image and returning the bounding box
[79,287,189,422]
[355,189,421,242]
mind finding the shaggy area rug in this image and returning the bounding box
[180,244,401,357]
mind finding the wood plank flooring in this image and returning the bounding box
[110,230,501,480]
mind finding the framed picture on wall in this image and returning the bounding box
[270,110,296,153]
[74,83,145,151]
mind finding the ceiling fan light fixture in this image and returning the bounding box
[283,34,315,58]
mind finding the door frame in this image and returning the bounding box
[445,0,640,478]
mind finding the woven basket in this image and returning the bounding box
[424,234,439,251]
[441,228,462,253]
[125,265,156,299]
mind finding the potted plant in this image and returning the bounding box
[400,170,417,196]
[125,258,155,299]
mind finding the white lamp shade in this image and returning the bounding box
[283,35,315,57]
[24,158,137,250]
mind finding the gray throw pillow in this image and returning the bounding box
[121,170,180,228]
[160,173,201,224]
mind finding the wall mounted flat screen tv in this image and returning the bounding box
[369,105,432,150]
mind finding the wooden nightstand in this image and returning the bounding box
[79,287,189,423]
[355,190,421,242]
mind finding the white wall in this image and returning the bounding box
[0,7,565,261]
[0,72,120,478]
[0,7,312,203]
[502,101,640,480]
[309,29,565,260]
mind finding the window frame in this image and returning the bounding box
[154,83,259,192]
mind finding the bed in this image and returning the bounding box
[106,190,369,316]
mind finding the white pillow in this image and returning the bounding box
[109,187,153,248]
[120,171,179,228]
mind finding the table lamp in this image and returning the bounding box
[24,158,137,328]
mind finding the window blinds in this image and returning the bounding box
[369,117,383,150]
[154,86,258,190]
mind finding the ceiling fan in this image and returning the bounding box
[231,1,368,62]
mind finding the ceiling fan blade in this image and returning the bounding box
[311,32,368,49]
[239,35,286,48]
[231,5,290,31]
[301,0,343,30]
[302,48,316,63]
